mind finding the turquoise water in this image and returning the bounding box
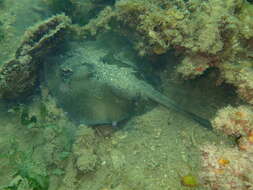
[0,0,251,189]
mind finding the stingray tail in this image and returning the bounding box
[145,88,212,130]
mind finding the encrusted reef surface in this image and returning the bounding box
[80,0,253,105]
[199,105,253,189]
[0,14,70,99]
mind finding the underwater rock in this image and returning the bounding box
[81,0,253,106]
[220,65,253,105]
[212,105,253,152]
[75,149,98,172]
[73,126,98,172]
[0,14,71,100]
[16,14,71,57]
[212,105,253,137]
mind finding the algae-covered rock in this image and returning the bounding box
[200,144,253,190]
[75,149,98,172]
[79,0,253,105]
[16,14,71,57]
[0,14,71,100]
[73,126,98,173]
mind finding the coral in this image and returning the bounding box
[77,0,253,104]
[238,1,253,39]
[176,55,210,78]
[201,104,253,188]
[200,144,253,190]
[212,105,253,137]
[0,14,71,100]
[220,65,253,105]
[80,0,239,55]
[237,135,253,152]
[212,104,253,152]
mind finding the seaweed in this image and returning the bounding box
[3,139,49,190]
[3,170,49,190]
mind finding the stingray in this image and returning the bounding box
[45,37,212,129]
